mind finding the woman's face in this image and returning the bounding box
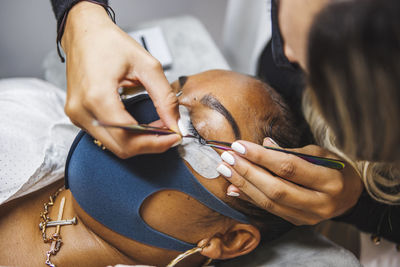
[278,0,329,69]
[75,70,276,266]
[172,70,276,144]
[143,69,275,250]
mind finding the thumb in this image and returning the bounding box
[263,137,305,154]
[263,137,280,147]
[138,61,180,133]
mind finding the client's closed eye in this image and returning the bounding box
[188,120,207,145]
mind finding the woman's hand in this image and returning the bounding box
[217,138,363,225]
[61,2,180,158]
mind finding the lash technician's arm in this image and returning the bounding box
[50,0,109,33]
[49,0,181,159]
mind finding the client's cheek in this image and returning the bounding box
[141,190,218,243]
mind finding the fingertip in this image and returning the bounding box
[171,134,182,147]
[226,184,241,197]
[227,184,240,197]
[227,184,240,193]
[221,151,235,165]
[154,133,182,151]
[227,191,240,197]
[129,133,183,155]
[231,141,246,155]
[217,164,232,178]
[146,82,180,134]
[263,137,279,147]
[170,122,181,135]
[158,107,180,134]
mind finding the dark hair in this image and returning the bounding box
[259,80,314,149]
[225,78,314,243]
[307,0,400,162]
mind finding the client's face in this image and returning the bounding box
[76,70,278,266]
[172,70,274,143]
[144,71,277,260]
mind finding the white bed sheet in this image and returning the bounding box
[0,78,78,205]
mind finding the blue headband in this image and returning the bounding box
[65,94,250,252]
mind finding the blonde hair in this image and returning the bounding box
[307,0,400,162]
[303,89,400,205]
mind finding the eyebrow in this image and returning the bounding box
[200,94,241,139]
[178,76,188,87]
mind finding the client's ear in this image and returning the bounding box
[198,224,260,260]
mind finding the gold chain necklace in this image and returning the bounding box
[39,187,77,267]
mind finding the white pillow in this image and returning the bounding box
[0,78,79,205]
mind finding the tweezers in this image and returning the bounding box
[93,120,176,135]
[197,139,346,170]
[94,120,345,170]
[204,140,345,170]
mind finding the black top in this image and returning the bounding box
[50,0,108,30]
[258,0,400,245]
[259,39,400,245]
[49,0,400,245]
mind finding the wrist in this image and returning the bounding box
[61,1,111,53]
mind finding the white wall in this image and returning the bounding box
[0,1,56,78]
[0,0,228,78]
[222,0,271,75]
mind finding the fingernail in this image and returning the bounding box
[172,124,181,135]
[231,142,246,154]
[217,164,232,178]
[267,137,279,146]
[221,151,235,165]
[227,191,240,197]
[263,137,279,146]
[171,135,182,147]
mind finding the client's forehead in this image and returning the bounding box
[183,70,273,112]
[183,70,262,93]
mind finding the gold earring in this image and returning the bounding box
[166,244,212,267]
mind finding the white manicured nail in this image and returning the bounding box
[227,191,240,197]
[221,152,235,165]
[217,164,232,178]
[231,142,246,154]
[268,137,279,146]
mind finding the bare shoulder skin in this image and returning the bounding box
[0,180,134,267]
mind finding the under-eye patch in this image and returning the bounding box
[177,105,222,179]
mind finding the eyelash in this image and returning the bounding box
[187,120,207,145]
